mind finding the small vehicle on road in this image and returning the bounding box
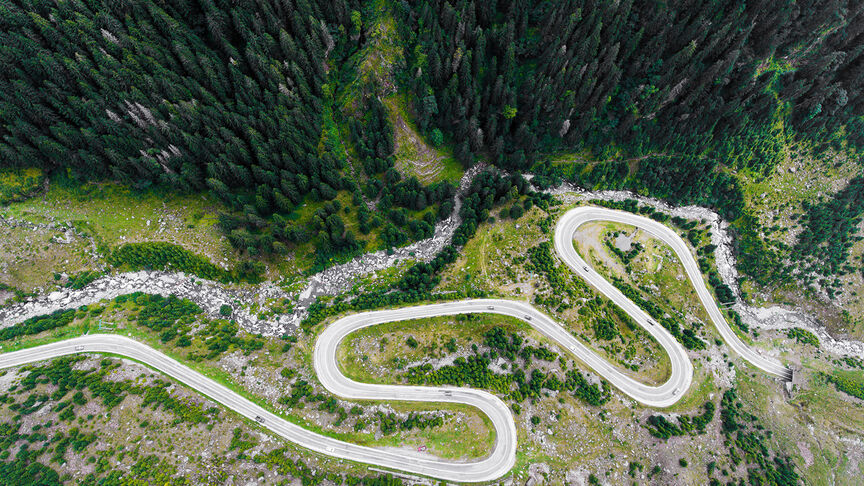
[443,390,453,397]
[672,387,679,396]
[74,345,85,351]
[524,315,532,321]
[487,305,495,310]
[417,445,427,452]
[326,446,335,453]
[255,415,265,423]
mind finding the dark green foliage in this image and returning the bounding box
[79,454,216,484]
[720,389,799,485]
[278,381,442,435]
[613,280,705,350]
[484,327,557,363]
[826,372,864,400]
[5,292,262,361]
[526,239,590,303]
[229,427,257,454]
[407,327,608,406]
[631,157,745,221]
[507,204,524,219]
[383,176,456,215]
[15,393,50,416]
[108,242,263,283]
[197,319,264,359]
[528,242,560,285]
[698,255,736,305]
[64,271,103,290]
[391,0,864,287]
[729,310,750,334]
[398,0,863,179]
[593,317,619,341]
[0,355,395,485]
[794,176,864,276]
[841,356,864,370]
[395,170,535,297]
[255,447,405,486]
[645,401,715,440]
[141,379,217,424]
[786,328,819,347]
[732,211,787,288]
[133,293,201,333]
[109,242,229,281]
[406,355,512,394]
[451,172,532,248]
[2,0,863,289]
[278,380,314,408]
[0,309,78,341]
[567,369,611,406]
[17,356,218,425]
[0,450,61,486]
[350,96,395,177]
[397,412,443,432]
[606,303,638,332]
[301,282,488,330]
[0,0,357,258]
[604,238,642,265]
[443,338,457,353]
[50,428,97,463]
[483,327,523,361]
[302,205,365,270]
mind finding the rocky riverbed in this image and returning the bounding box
[2,172,862,358]
[544,183,864,358]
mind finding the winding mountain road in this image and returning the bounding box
[0,206,790,482]
[556,207,791,380]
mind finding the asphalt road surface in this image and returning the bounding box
[554,206,791,381]
[0,206,790,482]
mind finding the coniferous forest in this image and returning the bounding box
[1,0,863,284]
[2,2,864,485]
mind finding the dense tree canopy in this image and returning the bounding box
[399,0,864,168]
[1,0,863,282]
[1,0,348,194]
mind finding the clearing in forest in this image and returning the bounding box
[385,94,464,185]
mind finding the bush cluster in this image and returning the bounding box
[645,401,715,439]
[613,280,705,350]
[405,326,609,407]
[826,372,864,400]
[108,242,264,283]
[718,389,799,485]
[786,328,820,347]
[0,309,78,341]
